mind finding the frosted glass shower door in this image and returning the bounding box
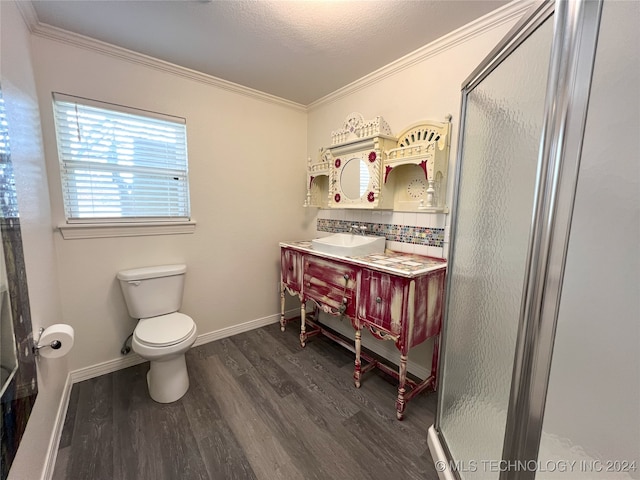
[436,16,554,480]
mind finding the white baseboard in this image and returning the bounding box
[68,311,289,384]
[41,373,73,480]
[192,310,286,347]
[70,350,147,383]
[427,425,456,480]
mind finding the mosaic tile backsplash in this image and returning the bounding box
[317,218,445,247]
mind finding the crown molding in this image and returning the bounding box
[14,0,39,32]
[28,19,307,112]
[307,0,534,110]
[20,0,531,112]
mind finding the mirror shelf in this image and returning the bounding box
[304,113,451,212]
[384,118,451,212]
[303,148,331,208]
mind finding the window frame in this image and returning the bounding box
[51,93,196,239]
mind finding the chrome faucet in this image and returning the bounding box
[350,224,367,235]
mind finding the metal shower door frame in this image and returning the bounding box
[434,1,604,479]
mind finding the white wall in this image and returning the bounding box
[1,2,67,479]
[30,34,312,373]
[305,7,521,376]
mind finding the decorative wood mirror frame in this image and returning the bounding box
[303,113,451,212]
[328,135,396,209]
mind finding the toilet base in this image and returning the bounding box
[146,353,190,403]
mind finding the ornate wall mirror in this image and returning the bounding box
[0,85,38,480]
[339,155,370,200]
[305,113,451,212]
[328,113,396,209]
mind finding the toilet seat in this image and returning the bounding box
[134,312,196,347]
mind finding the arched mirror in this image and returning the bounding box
[340,157,370,200]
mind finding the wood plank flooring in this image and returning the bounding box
[53,322,439,480]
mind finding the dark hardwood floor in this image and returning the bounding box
[53,322,439,480]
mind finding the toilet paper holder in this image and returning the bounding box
[32,327,62,356]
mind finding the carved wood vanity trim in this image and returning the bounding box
[279,241,446,420]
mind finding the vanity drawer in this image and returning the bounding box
[281,247,303,292]
[357,269,405,335]
[303,256,358,317]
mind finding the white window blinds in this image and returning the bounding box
[53,93,190,222]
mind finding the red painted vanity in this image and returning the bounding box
[280,241,446,419]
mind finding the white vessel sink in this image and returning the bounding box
[311,233,386,257]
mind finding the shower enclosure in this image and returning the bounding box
[428,1,639,479]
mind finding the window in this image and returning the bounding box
[53,93,190,223]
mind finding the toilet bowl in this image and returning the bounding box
[117,264,197,403]
[132,312,197,403]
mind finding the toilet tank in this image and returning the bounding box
[117,264,186,319]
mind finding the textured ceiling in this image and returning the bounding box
[30,0,511,105]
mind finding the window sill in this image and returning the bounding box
[58,221,197,240]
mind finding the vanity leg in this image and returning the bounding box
[280,282,286,332]
[299,301,307,347]
[431,334,440,390]
[354,328,362,388]
[396,353,408,420]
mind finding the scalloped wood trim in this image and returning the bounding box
[395,118,452,151]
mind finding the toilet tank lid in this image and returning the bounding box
[117,264,186,281]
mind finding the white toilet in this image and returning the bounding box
[117,264,197,403]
